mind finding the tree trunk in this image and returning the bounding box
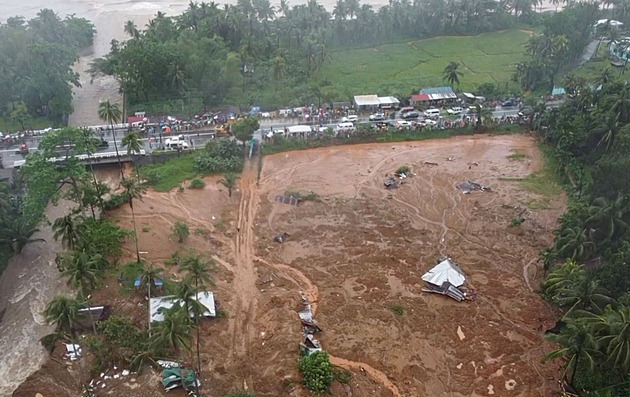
[571,352,580,386]
[130,199,141,263]
[110,122,124,180]
[195,278,202,376]
[148,266,152,332]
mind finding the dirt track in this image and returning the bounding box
[12,134,565,396]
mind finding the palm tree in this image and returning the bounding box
[59,250,105,293]
[180,251,214,373]
[544,319,599,386]
[443,61,461,88]
[140,262,163,330]
[173,280,208,373]
[122,132,142,155]
[588,305,630,373]
[151,303,195,355]
[44,296,86,337]
[593,113,620,152]
[543,260,585,298]
[122,178,146,263]
[0,218,44,253]
[585,195,629,242]
[217,172,240,198]
[554,277,615,317]
[556,226,596,261]
[52,214,84,250]
[124,20,139,38]
[97,101,124,179]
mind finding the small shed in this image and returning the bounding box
[551,86,566,97]
[150,292,216,322]
[74,305,110,330]
[411,87,457,104]
[354,94,381,109]
[378,96,400,109]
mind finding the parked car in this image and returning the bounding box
[402,111,421,120]
[423,119,438,126]
[395,120,412,129]
[501,98,517,107]
[369,112,386,121]
[446,107,463,115]
[423,108,441,118]
[399,106,415,115]
[342,115,359,123]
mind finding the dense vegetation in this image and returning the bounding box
[0,10,95,125]
[519,8,630,392]
[513,2,598,91]
[90,0,541,112]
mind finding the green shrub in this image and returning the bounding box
[195,227,208,235]
[142,226,150,233]
[298,351,334,394]
[189,178,206,189]
[172,221,189,243]
[285,189,319,201]
[510,217,525,226]
[103,192,129,210]
[332,366,352,384]
[214,221,225,231]
[396,165,411,175]
[391,304,404,315]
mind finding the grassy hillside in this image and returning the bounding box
[319,30,531,96]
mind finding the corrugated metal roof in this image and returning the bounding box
[419,86,457,100]
[551,86,566,96]
[354,95,381,106]
[411,93,431,102]
[378,96,400,105]
[150,292,216,322]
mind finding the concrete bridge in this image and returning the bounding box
[12,150,146,169]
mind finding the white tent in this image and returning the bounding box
[422,258,466,287]
[286,125,312,135]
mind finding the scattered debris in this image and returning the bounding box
[488,384,495,395]
[84,367,134,395]
[275,194,300,206]
[162,367,200,394]
[457,180,491,194]
[157,360,181,369]
[424,161,439,166]
[421,257,477,302]
[457,326,466,341]
[384,177,398,189]
[298,293,323,356]
[274,232,290,243]
[505,379,517,390]
[64,343,82,361]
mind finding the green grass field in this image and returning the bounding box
[320,30,531,96]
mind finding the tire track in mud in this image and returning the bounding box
[229,159,260,370]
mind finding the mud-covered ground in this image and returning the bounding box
[13,135,565,396]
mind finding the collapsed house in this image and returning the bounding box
[421,257,475,302]
[457,180,491,194]
[298,294,323,356]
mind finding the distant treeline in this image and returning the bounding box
[0,10,95,126]
[90,0,539,111]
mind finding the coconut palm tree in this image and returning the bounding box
[585,195,629,242]
[0,218,45,253]
[151,303,195,355]
[217,172,240,198]
[543,260,585,298]
[554,277,615,317]
[97,101,124,179]
[122,178,146,263]
[588,305,630,373]
[140,262,163,331]
[44,296,86,337]
[58,250,105,293]
[442,61,461,88]
[545,319,599,386]
[122,131,142,155]
[556,226,596,261]
[180,251,215,373]
[52,214,84,250]
[124,20,139,38]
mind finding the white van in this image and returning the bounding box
[164,135,189,150]
[423,108,441,118]
[335,122,355,134]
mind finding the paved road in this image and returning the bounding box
[2,103,563,169]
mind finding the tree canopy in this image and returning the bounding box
[0,10,95,125]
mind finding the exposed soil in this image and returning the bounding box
[14,134,566,396]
